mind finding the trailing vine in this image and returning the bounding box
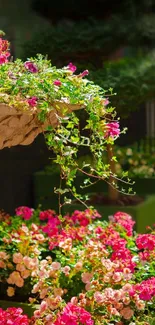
[0,32,134,213]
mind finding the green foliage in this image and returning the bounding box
[90,53,155,116]
[20,15,155,117]
[78,139,155,179]
[21,12,155,64]
[0,39,134,211]
[21,17,128,67]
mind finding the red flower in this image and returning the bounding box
[39,209,57,221]
[114,211,135,236]
[27,96,38,107]
[24,61,38,73]
[105,122,120,138]
[0,54,8,64]
[15,206,33,220]
[0,307,30,325]
[53,80,62,86]
[67,62,77,73]
[80,69,89,78]
[0,37,10,62]
[54,303,94,325]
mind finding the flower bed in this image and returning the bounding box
[0,307,31,325]
[0,206,155,324]
[0,30,155,325]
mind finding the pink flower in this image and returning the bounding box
[62,265,71,276]
[67,62,77,73]
[122,283,133,292]
[75,261,83,271]
[135,300,145,310]
[53,80,62,86]
[40,301,48,313]
[81,272,93,284]
[34,234,45,243]
[94,291,104,303]
[0,53,8,64]
[105,122,120,138]
[13,253,23,264]
[27,96,38,107]
[132,277,155,301]
[70,209,101,226]
[0,37,10,65]
[24,61,38,73]
[120,307,134,320]
[23,256,38,270]
[80,70,89,78]
[70,297,78,305]
[136,234,155,251]
[34,310,41,318]
[85,282,91,291]
[0,38,10,52]
[139,288,152,301]
[39,209,56,221]
[113,272,122,282]
[113,212,135,236]
[104,287,114,299]
[51,262,61,271]
[104,98,110,106]
[15,206,33,220]
[54,303,94,325]
[0,307,30,325]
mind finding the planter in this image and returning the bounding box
[63,195,155,233]
[0,102,82,149]
[0,300,39,317]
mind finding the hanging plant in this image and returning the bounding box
[0,32,134,213]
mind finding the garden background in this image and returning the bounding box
[0,0,155,214]
[0,1,155,324]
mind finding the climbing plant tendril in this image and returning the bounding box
[0,32,134,213]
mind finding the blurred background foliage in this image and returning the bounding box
[19,0,155,119]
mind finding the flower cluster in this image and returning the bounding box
[0,34,10,65]
[106,122,120,139]
[113,211,135,236]
[1,207,155,324]
[136,233,155,262]
[133,277,155,301]
[54,303,94,325]
[15,206,34,220]
[0,218,47,300]
[0,307,30,325]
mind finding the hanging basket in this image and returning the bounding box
[0,101,82,149]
